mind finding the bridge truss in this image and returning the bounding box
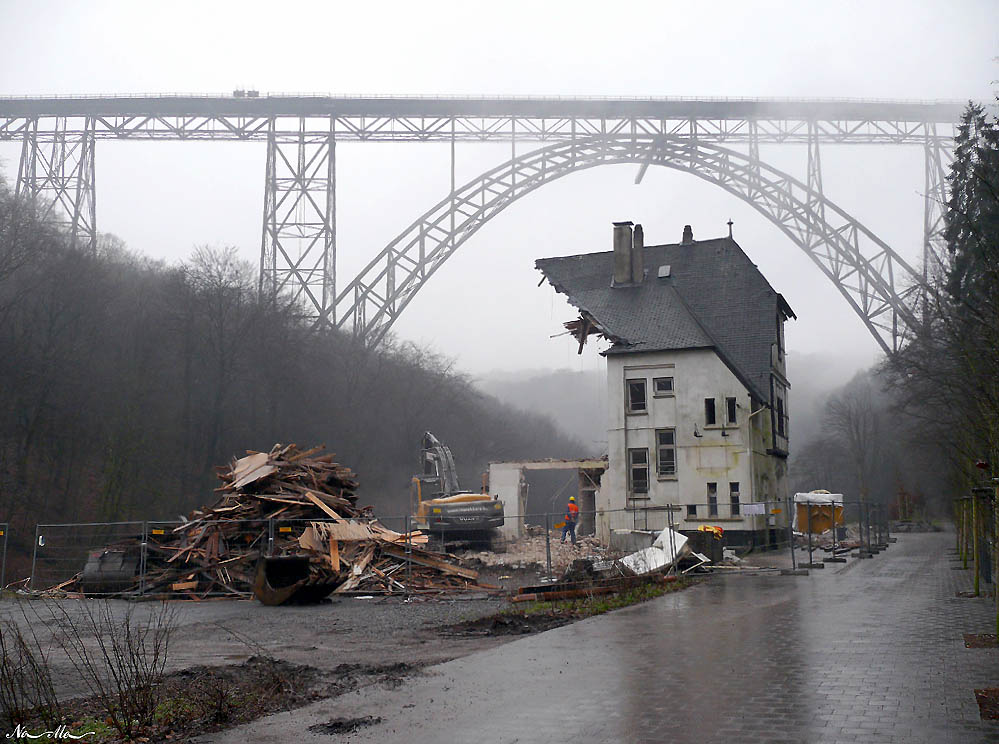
[0,95,960,352]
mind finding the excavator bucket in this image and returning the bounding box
[252,556,340,606]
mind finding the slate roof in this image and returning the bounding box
[535,237,795,404]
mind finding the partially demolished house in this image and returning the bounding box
[536,222,796,547]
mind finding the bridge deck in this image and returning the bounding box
[0,95,966,122]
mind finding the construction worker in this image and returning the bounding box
[561,495,579,545]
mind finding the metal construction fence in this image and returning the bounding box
[954,486,998,596]
[24,498,898,597]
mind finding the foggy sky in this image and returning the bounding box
[0,0,996,378]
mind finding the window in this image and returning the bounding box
[726,397,737,425]
[776,395,786,437]
[628,448,649,494]
[627,379,647,413]
[686,504,698,518]
[707,482,718,516]
[704,398,716,425]
[656,429,676,477]
[653,377,674,396]
[730,482,740,516]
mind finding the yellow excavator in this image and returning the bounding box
[411,432,504,537]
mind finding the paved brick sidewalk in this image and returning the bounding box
[199,532,999,744]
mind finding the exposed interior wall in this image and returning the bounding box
[487,463,527,539]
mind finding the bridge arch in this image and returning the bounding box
[335,136,922,353]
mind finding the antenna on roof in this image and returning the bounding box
[727,218,734,239]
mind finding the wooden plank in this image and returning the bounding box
[320,521,374,541]
[305,492,345,521]
[171,580,199,591]
[254,495,312,506]
[379,544,479,581]
[230,452,277,490]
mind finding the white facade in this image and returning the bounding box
[598,347,789,544]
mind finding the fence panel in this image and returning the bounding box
[30,521,145,594]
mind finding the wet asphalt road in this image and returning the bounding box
[199,532,999,744]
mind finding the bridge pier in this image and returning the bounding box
[259,116,336,326]
[15,115,97,253]
[923,124,950,282]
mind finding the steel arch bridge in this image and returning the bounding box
[0,94,959,352]
[340,135,921,353]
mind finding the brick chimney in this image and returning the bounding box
[631,223,644,284]
[681,224,694,244]
[612,221,633,285]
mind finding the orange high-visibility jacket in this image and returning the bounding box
[566,503,579,522]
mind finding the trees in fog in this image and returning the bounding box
[884,101,999,500]
[794,101,999,517]
[0,180,583,560]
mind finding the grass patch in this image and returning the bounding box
[445,576,698,637]
[509,576,696,620]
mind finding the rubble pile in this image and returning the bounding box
[793,525,862,552]
[37,444,484,600]
[461,531,606,574]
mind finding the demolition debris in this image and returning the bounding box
[32,444,487,602]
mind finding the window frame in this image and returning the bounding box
[704,398,717,426]
[626,379,648,414]
[729,482,740,516]
[655,428,677,478]
[707,482,718,517]
[686,504,698,518]
[628,448,650,494]
[652,376,675,397]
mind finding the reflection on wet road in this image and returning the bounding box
[201,532,999,744]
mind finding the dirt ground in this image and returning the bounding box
[0,593,510,703]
